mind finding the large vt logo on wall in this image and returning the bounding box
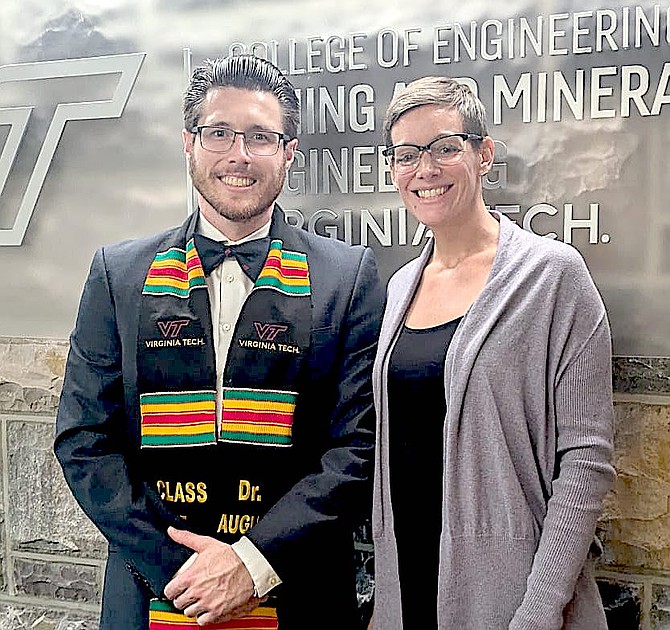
[0,53,144,246]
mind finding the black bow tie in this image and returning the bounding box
[194,233,271,280]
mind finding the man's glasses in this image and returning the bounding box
[192,126,289,156]
[382,133,483,171]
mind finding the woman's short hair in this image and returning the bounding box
[383,76,488,146]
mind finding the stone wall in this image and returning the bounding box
[0,338,101,628]
[598,358,670,629]
[0,337,668,629]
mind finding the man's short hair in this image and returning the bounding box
[183,54,300,138]
[382,76,488,147]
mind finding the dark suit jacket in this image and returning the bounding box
[54,208,383,629]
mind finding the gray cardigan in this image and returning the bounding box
[372,213,615,630]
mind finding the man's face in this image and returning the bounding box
[183,87,297,235]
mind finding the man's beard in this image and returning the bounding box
[189,154,286,223]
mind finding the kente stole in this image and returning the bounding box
[137,211,311,628]
[148,600,278,629]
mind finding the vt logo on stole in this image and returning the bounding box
[157,319,190,338]
[253,322,288,341]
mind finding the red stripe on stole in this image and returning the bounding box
[261,259,308,277]
[141,412,214,424]
[221,410,292,425]
[147,267,189,280]
[149,619,277,629]
[186,256,203,270]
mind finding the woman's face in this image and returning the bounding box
[389,104,494,230]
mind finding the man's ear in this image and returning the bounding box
[284,137,299,170]
[183,129,195,156]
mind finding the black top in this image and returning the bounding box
[388,316,462,628]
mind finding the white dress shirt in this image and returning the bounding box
[197,213,282,597]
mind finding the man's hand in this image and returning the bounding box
[164,526,261,626]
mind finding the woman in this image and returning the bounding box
[371,77,615,629]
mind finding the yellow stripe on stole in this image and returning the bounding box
[221,422,291,436]
[150,607,278,622]
[149,258,186,268]
[150,610,194,623]
[144,277,191,289]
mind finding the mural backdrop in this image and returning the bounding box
[0,0,668,355]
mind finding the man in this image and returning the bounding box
[55,54,383,629]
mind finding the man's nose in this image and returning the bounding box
[226,133,252,160]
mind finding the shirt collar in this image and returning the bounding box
[197,211,272,245]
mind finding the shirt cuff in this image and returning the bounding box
[231,536,282,597]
